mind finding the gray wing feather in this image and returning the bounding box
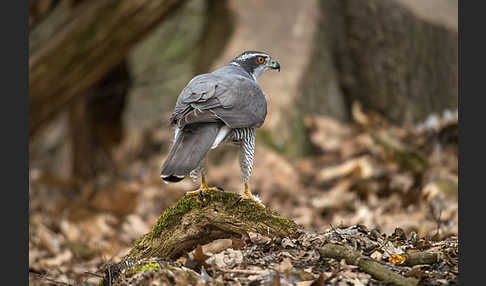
[209,78,267,128]
[169,67,267,129]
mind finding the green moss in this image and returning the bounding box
[132,195,200,253]
[131,190,299,259]
[143,190,297,240]
[199,191,299,234]
[150,195,200,237]
[123,262,160,276]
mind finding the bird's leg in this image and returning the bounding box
[184,174,222,196]
[239,182,265,208]
[233,128,265,207]
[199,174,222,192]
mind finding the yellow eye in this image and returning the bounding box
[257,56,265,63]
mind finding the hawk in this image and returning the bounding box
[160,51,280,207]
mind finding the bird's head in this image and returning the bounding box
[230,51,280,81]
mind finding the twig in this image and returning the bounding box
[29,271,75,286]
[402,252,441,266]
[319,243,419,286]
[226,269,270,275]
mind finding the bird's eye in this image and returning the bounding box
[257,56,265,64]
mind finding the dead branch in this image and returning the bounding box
[402,252,441,266]
[318,243,419,286]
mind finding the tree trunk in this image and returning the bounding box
[299,0,457,125]
[195,0,234,75]
[68,61,131,185]
[29,0,186,138]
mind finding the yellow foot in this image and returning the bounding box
[184,175,223,196]
[237,183,265,208]
[184,185,222,196]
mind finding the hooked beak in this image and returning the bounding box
[267,60,280,72]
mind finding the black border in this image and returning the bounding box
[458,1,479,285]
[1,0,29,285]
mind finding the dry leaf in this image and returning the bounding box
[40,250,73,267]
[231,237,246,250]
[38,224,61,253]
[193,244,211,268]
[389,254,407,265]
[279,257,293,278]
[370,250,383,261]
[202,239,232,254]
[296,281,315,286]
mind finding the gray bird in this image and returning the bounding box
[160,51,280,207]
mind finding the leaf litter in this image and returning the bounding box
[29,103,458,285]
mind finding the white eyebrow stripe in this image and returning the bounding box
[236,53,268,61]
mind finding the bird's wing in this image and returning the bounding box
[169,73,267,129]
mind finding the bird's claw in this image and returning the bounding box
[239,183,266,208]
[235,193,266,208]
[233,196,243,206]
[184,185,222,197]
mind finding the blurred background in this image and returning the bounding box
[29,0,457,284]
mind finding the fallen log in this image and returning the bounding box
[127,191,299,260]
[319,243,419,286]
[100,190,298,285]
[402,251,441,266]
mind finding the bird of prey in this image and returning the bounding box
[160,50,280,207]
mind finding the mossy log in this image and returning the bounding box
[127,191,299,260]
[319,243,419,286]
[102,191,298,285]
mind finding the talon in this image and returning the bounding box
[233,197,243,206]
[240,183,265,208]
[184,190,201,196]
[184,175,223,198]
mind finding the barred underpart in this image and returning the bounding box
[229,128,256,183]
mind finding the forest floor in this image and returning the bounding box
[29,106,458,285]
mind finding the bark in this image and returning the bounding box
[29,0,186,138]
[195,0,235,74]
[402,251,441,266]
[299,0,457,125]
[126,191,299,260]
[68,61,130,184]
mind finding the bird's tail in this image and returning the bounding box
[161,123,221,183]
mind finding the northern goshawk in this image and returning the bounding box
[160,51,280,207]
